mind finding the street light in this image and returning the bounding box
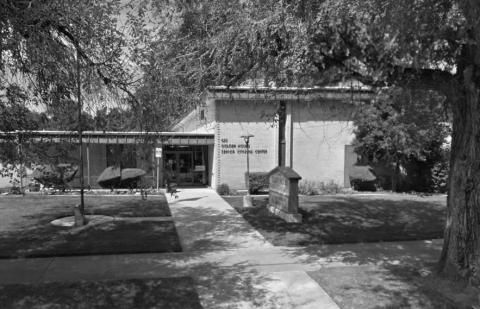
[241,134,254,207]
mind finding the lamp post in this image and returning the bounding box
[241,134,254,207]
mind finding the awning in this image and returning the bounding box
[0,131,215,145]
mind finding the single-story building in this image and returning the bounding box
[0,85,374,190]
[172,85,373,190]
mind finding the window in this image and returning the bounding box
[106,144,136,168]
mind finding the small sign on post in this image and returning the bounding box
[155,147,162,190]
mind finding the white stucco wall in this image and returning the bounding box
[214,100,278,189]
[213,98,357,189]
[290,100,356,186]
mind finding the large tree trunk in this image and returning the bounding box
[439,58,480,284]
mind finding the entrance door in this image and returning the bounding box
[177,152,193,184]
[164,152,194,185]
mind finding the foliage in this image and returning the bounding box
[350,179,377,192]
[298,180,345,195]
[431,147,451,193]
[353,87,450,191]
[431,161,450,193]
[216,183,231,196]
[246,172,269,194]
[298,180,319,195]
[93,107,135,131]
[0,1,141,189]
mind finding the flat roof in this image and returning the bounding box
[207,85,374,93]
[205,85,375,101]
[0,131,215,145]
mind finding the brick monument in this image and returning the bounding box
[267,166,302,223]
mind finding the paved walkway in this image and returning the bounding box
[0,188,444,308]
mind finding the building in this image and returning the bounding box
[0,85,373,190]
[172,85,373,190]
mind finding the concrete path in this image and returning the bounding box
[165,188,340,308]
[0,188,444,308]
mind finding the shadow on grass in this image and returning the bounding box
[0,277,203,309]
[0,220,182,259]
[300,242,478,309]
[224,195,446,246]
[0,195,171,231]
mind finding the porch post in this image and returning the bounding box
[86,143,90,188]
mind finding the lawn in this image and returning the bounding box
[0,195,181,258]
[307,263,478,309]
[223,193,446,246]
[0,195,171,232]
[0,277,202,309]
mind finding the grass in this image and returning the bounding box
[0,277,202,309]
[0,195,171,232]
[223,193,446,246]
[308,263,479,309]
[0,195,181,258]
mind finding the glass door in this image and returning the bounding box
[164,152,178,184]
[177,152,194,184]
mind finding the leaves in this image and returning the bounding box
[353,87,451,167]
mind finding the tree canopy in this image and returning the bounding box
[353,87,451,191]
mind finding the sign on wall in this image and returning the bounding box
[220,138,268,155]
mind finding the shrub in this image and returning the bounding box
[298,180,319,195]
[431,161,449,193]
[323,180,343,194]
[216,183,230,195]
[245,172,269,194]
[349,165,377,192]
[298,180,345,195]
[350,179,377,191]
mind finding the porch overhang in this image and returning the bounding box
[0,131,215,145]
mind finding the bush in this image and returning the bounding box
[431,161,449,193]
[349,165,378,191]
[216,183,230,195]
[245,172,269,194]
[298,180,345,195]
[298,180,319,195]
[323,180,343,194]
[350,179,377,191]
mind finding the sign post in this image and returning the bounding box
[155,147,162,190]
[241,134,254,207]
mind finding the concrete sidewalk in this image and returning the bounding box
[165,188,341,308]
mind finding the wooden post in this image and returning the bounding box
[156,157,160,190]
[86,143,90,188]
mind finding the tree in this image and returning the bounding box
[353,87,450,192]
[1,0,138,218]
[139,0,480,282]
